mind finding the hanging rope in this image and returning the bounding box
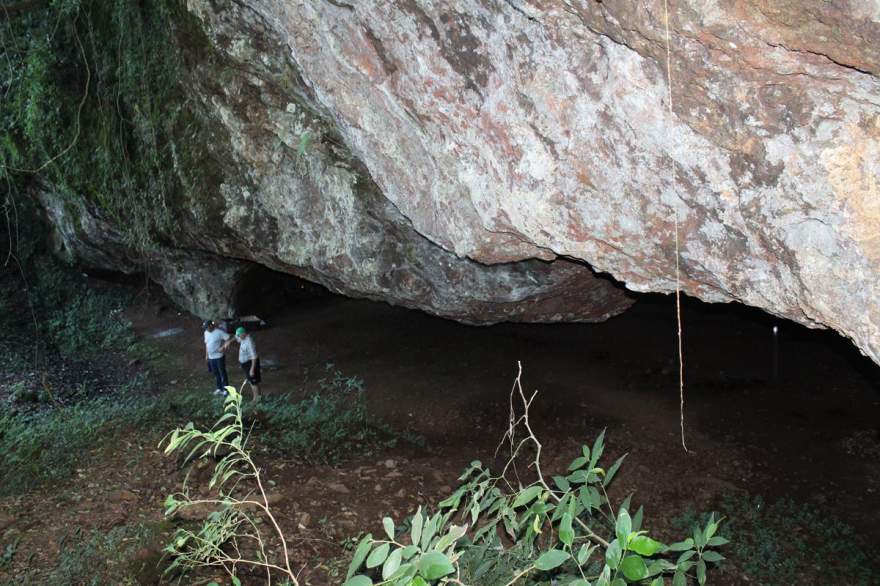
[663,0,689,453]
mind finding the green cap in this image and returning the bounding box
[235,327,246,337]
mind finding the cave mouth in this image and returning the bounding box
[232,264,331,319]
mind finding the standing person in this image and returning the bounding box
[233,326,261,402]
[203,320,230,396]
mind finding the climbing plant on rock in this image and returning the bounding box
[0,0,206,254]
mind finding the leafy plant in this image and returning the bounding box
[344,364,727,586]
[162,385,299,585]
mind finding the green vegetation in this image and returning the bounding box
[0,390,217,495]
[0,366,395,496]
[260,366,396,464]
[345,448,725,586]
[0,0,209,252]
[162,371,727,586]
[163,386,299,585]
[671,495,875,586]
[43,523,168,586]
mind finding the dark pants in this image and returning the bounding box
[240,359,261,384]
[208,356,228,391]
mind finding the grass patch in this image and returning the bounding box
[671,494,876,585]
[45,523,169,586]
[255,367,402,464]
[1,368,412,495]
[0,391,219,495]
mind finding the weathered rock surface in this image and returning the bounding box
[43,1,880,363]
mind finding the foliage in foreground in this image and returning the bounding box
[163,385,299,585]
[344,367,726,586]
[162,367,727,586]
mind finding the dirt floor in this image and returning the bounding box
[2,284,879,584]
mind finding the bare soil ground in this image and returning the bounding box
[2,285,879,585]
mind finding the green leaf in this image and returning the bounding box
[632,505,644,532]
[554,475,571,492]
[605,539,622,569]
[535,549,571,571]
[567,580,591,586]
[407,577,428,586]
[707,536,729,547]
[366,543,390,569]
[438,488,465,510]
[666,538,694,552]
[568,456,589,471]
[433,524,467,552]
[420,514,438,550]
[410,507,423,546]
[615,509,632,545]
[347,534,373,578]
[559,512,574,548]
[231,578,241,586]
[621,555,648,581]
[417,551,455,580]
[382,548,403,580]
[672,571,686,586]
[388,562,414,582]
[629,535,664,557]
[705,514,719,541]
[603,454,627,487]
[647,559,677,576]
[693,525,706,548]
[701,550,725,563]
[650,579,664,586]
[343,576,372,586]
[383,517,395,540]
[577,543,594,565]
[590,429,606,467]
[677,550,697,566]
[401,545,419,560]
[512,485,544,508]
[697,559,707,585]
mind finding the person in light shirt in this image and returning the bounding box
[230,326,261,402]
[202,320,230,396]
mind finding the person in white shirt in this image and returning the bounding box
[202,320,230,396]
[231,326,261,402]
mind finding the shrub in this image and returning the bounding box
[343,364,727,586]
[44,286,136,358]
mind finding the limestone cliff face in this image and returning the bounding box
[45,1,880,363]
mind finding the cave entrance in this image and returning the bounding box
[232,265,330,320]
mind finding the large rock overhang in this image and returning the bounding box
[36,1,880,365]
